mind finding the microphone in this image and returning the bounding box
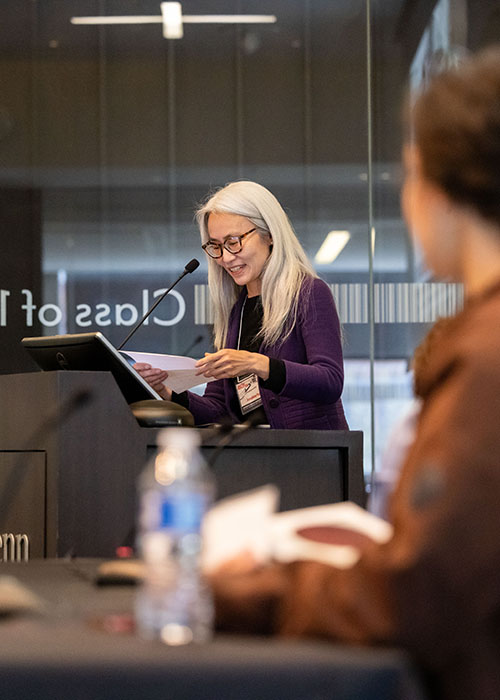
[23,389,93,446]
[120,415,260,551]
[204,413,262,469]
[117,258,200,351]
[182,334,204,357]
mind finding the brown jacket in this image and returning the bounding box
[214,282,500,700]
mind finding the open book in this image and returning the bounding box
[202,486,393,573]
[123,350,216,394]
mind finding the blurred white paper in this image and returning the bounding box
[202,485,280,574]
[0,576,45,615]
[270,501,393,569]
[202,489,393,572]
[124,350,216,393]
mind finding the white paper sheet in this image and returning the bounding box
[202,487,394,572]
[123,350,216,393]
[202,485,280,574]
[270,501,393,569]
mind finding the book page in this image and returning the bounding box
[270,501,393,569]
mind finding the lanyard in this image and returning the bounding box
[236,296,248,351]
[234,295,263,415]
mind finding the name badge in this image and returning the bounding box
[235,373,263,415]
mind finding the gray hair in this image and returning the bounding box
[196,180,316,350]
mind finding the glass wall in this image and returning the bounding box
[1,0,499,484]
[368,0,498,489]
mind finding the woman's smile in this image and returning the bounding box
[227,263,246,275]
[207,212,272,296]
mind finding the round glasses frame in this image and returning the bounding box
[202,228,257,259]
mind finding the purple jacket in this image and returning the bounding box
[186,277,348,430]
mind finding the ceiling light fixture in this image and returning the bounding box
[314,230,351,265]
[71,2,277,40]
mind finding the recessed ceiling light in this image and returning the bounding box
[314,230,351,264]
[71,2,277,40]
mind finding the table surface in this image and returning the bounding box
[0,559,428,700]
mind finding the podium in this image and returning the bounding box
[0,371,363,560]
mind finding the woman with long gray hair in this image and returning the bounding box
[135,180,347,430]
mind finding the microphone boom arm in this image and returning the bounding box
[118,258,199,351]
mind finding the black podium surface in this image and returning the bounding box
[0,371,363,559]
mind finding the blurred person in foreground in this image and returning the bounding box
[212,46,500,700]
[135,180,347,429]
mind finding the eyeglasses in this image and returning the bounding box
[202,228,257,259]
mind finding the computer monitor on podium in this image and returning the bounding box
[21,332,162,405]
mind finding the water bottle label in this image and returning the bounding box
[159,493,205,532]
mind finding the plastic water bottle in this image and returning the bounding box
[135,427,215,645]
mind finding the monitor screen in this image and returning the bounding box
[21,332,161,404]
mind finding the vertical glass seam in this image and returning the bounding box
[167,41,177,236]
[235,0,244,177]
[366,0,376,490]
[98,2,110,266]
[303,0,313,237]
